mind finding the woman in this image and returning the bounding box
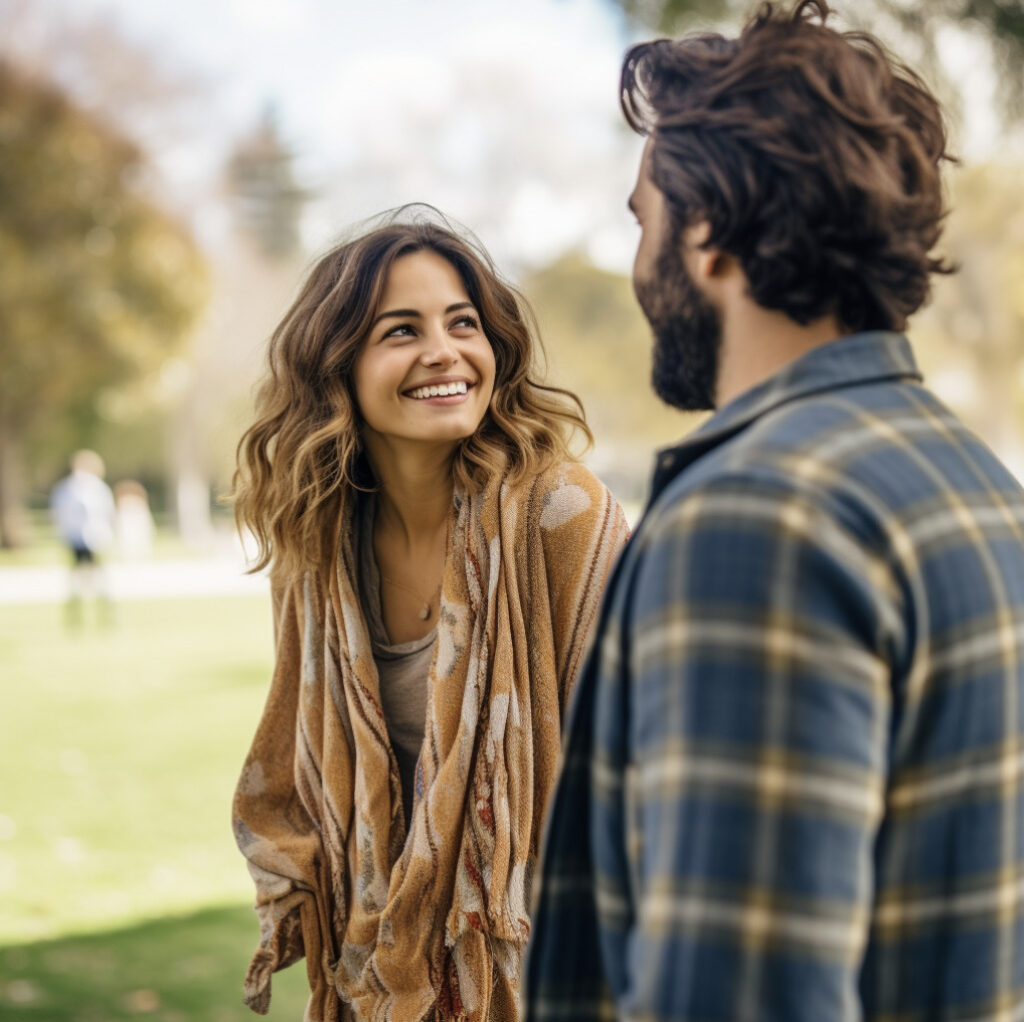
[232,210,628,1022]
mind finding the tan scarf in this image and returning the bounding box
[233,461,628,1021]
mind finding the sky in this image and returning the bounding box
[6,0,1005,275]
[22,0,648,274]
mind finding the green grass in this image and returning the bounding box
[0,906,311,1022]
[0,510,241,567]
[0,594,311,1020]
[0,529,200,568]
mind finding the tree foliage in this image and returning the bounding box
[910,162,1024,476]
[610,0,1024,118]
[523,254,697,505]
[0,61,207,544]
[227,109,310,261]
[613,0,1024,48]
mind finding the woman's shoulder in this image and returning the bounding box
[513,459,624,537]
[517,461,629,593]
[530,459,615,502]
[268,564,329,603]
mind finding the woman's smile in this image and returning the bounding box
[403,376,474,402]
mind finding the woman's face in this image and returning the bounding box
[353,250,496,461]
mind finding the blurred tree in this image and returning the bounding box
[608,0,1024,116]
[0,0,209,166]
[523,253,696,504]
[911,162,1024,477]
[227,108,310,261]
[161,114,311,547]
[0,62,206,547]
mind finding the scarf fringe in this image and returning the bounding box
[243,946,276,1015]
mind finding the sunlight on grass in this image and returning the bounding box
[0,595,277,942]
[0,523,222,568]
[0,594,312,1019]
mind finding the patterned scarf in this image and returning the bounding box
[233,462,628,1021]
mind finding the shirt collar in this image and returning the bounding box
[650,331,923,496]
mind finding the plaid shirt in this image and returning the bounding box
[525,332,1024,1022]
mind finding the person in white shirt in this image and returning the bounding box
[50,449,116,625]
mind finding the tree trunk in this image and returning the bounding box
[0,421,28,549]
[169,376,215,548]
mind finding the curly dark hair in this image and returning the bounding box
[621,0,955,333]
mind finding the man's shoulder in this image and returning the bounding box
[744,375,931,452]
[639,383,919,543]
[742,379,1024,506]
[643,376,1024,559]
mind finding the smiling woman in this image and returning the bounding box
[229,207,629,1021]
[353,250,496,458]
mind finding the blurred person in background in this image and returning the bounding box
[231,209,629,1022]
[114,479,155,561]
[525,2,1024,1020]
[49,448,116,628]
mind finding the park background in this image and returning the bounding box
[1,0,1023,1019]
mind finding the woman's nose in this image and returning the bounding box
[420,327,458,367]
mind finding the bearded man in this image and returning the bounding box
[525,2,1024,1019]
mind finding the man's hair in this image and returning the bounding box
[621,0,954,332]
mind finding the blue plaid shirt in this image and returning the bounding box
[525,332,1024,1021]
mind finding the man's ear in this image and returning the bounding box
[682,220,733,284]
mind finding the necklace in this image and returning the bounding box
[378,572,441,621]
[375,514,450,622]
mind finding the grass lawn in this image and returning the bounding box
[0,594,311,1020]
[0,520,221,568]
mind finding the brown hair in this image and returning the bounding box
[233,208,591,577]
[621,0,955,332]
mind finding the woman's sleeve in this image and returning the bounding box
[232,572,329,1015]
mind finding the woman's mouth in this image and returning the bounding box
[405,381,470,400]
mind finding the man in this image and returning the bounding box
[525,2,1024,1019]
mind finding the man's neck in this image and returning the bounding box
[715,304,844,409]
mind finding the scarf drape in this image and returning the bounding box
[233,461,628,1021]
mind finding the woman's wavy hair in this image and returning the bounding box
[621,0,955,333]
[233,207,591,577]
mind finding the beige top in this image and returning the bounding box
[356,496,435,826]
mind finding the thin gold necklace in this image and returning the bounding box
[378,520,449,621]
[378,572,442,621]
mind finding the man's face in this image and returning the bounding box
[629,139,722,411]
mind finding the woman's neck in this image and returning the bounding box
[369,443,455,546]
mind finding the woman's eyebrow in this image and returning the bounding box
[371,301,475,329]
[372,308,420,328]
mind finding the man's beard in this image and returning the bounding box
[634,236,722,411]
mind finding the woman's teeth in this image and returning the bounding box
[408,381,469,400]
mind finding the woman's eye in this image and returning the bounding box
[384,324,415,339]
[451,315,480,330]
